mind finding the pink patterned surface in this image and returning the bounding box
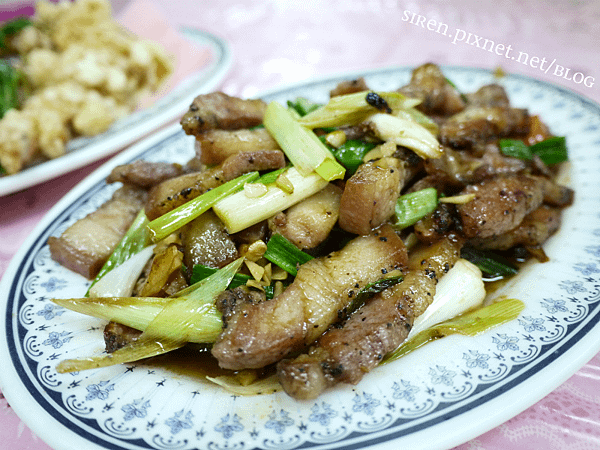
[1,1,600,449]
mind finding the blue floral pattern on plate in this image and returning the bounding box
[2,66,600,450]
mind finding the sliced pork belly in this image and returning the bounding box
[271,184,342,250]
[144,168,226,220]
[211,225,408,370]
[329,77,369,97]
[468,205,561,250]
[398,63,466,116]
[181,92,266,137]
[457,175,544,239]
[439,106,530,149]
[196,128,280,165]
[221,149,286,181]
[338,157,404,235]
[466,84,511,108]
[181,211,238,270]
[106,160,186,188]
[277,236,462,399]
[48,186,147,279]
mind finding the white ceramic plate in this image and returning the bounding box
[1,66,600,450]
[0,27,232,197]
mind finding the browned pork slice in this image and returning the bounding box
[413,202,456,243]
[144,168,225,220]
[338,157,404,235]
[104,321,142,353]
[221,149,286,181]
[106,160,186,189]
[468,205,561,251]
[211,225,408,370]
[457,175,544,239]
[466,84,511,108]
[48,186,147,279]
[181,210,238,270]
[196,128,280,165]
[271,184,343,250]
[329,77,370,97]
[181,92,266,137]
[398,63,466,116]
[424,145,527,187]
[439,106,530,149]
[277,236,462,399]
[534,176,574,207]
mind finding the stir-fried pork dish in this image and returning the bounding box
[48,63,573,400]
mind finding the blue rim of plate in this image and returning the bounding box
[2,66,600,450]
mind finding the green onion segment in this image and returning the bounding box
[263,100,345,181]
[383,297,525,363]
[263,233,313,276]
[330,139,376,175]
[499,137,568,165]
[147,171,259,242]
[55,257,245,373]
[393,187,438,230]
[86,209,150,296]
[460,246,519,279]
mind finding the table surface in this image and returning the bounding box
[1,1,600,449]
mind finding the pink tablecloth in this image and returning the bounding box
[1,0,600,449]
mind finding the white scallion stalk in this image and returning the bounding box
[298,91,421,129]
[55,258,245,373]
[369,112,443,159]
[408,259,486,340]
[263,101,345,181]
[213,167,328,233]
[88,245,156,298]
[52,295,168,332]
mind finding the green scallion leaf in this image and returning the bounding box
[191,264,252,288]
[348,274,404,314]
[460,246,518,279]
[383,297,525,363]
[147,171,259,242]
[263,233,313,276]
[529,136,568,165]
[287,97,322,116]
[393,187,438,230]
[499,139,533,160]
[331,139,376,175]
[499,136,568,165]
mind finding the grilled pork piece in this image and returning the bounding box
[440,106,530,149]
[399,63,466,116]
[221,149,286,181]
[468,205,561,250]
[181,211,238,271]
[144,169,225,220]
[195,128,280,165]
[339,157,405,235]
[106,160,186,189]
[330,77,369,97]
[466,84,510,108]
[211,225,408,370]
[457,175,544,239]
[181,92,266,137]
[271,184,343,250]
[424,145,527,186]
[48,186,147,279]
[104,321,142,353]
[277,236,462,399]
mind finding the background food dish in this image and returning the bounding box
[1,66,599,450]
[1,1,599,449]
[0,2,232,196]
